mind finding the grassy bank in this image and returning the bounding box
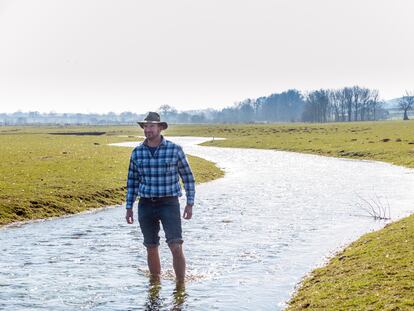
[0,126,223,226]
[286,214,414,310]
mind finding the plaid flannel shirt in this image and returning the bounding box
[126,136,195,209]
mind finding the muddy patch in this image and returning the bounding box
[48,132,106,136]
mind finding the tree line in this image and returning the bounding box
[0,111,145,125]
[159,89,305,123]
[301,86,386,123]
[2,86,412,125]
[159,86,391,124]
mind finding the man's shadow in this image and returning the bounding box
[145,277,187,311]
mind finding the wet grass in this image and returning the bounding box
[0,126,223,226]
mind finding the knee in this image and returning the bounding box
[168,243,183,255]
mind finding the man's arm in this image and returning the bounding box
[177,146,195,219]
[125,153,140,224]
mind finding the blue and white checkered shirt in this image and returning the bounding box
[126,136,195,209]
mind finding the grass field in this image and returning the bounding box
[0,126,223,226]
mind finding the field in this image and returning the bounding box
[0,126,223,226]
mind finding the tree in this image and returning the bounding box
[358,87,370,121]
[257,89,304,122]
[302,90,329,122]
[158,105,178,122]
[237,100,255,123]
[343,87,354,121]
[398,91,414,120]
[329,90,341,122]
[368,90,380,121]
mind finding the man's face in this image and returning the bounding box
[143,123,162,139]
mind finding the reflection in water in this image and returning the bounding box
[145,278,163,311]
[144,278,187,311]
[172,282,187,311]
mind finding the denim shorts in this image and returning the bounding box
[137,197,183,247]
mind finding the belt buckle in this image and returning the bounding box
[150,197,157,202]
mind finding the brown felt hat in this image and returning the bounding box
[137,112,168,130]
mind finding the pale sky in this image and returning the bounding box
[0,0,413,114]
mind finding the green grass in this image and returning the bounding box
[0,125,223,226]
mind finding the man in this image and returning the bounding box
[125,112,195,284]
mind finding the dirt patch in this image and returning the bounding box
[338,150,369,157]
[48,132,106,136]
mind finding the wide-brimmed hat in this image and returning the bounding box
[137,112,168,130]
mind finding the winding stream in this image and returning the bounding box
[1,137,414,310]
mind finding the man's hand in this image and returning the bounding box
[125,209,134,224]
[183,204,193,220]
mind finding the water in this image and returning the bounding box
[1,137,414,310]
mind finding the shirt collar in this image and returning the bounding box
[143,135,165,148]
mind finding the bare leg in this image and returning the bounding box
[169,243,186,283]
[147,246,161,280]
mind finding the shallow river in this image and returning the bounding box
[1,137,414,310]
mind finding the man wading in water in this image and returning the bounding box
[125,112,195,284]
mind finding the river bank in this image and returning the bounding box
[286,213,414,310]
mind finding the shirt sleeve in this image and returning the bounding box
[126,152,140,209]
[177,146,195,205]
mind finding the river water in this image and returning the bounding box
[1,137,414,310]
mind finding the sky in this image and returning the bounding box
[0,0,413,114]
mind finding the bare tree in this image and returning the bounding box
[359,88,370,121]
[352,86,361,121]
[158,105,178,122]
[302,90,330,122]
[399,90,414,120]
[337,88,348,121]
[329,90,341,122]
[368,90,380,120]
[343,87,354,121]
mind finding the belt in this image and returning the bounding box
[140,196,177,202]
